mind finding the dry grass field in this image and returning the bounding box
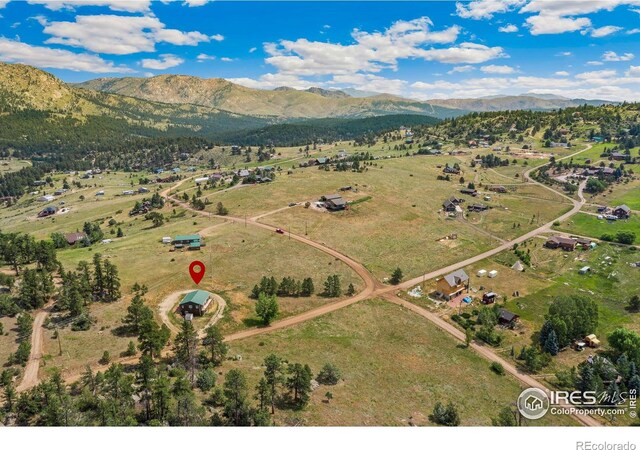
[224,299,575,426]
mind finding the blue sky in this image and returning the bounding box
[1,0,639,100]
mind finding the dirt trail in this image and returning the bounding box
[17,304,52,392]
[158,289,227,338]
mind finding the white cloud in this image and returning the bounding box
[263,17,490,76]
[211,34,224,42]
[220,57,235,62]
[480,64,516,74]
[555,71,570,76]
[456,0,526,19]
[0,37,131,72]
[627,28,640,34]
[588,25,623,37]
[249,47,257,53]
[575,69,617,80]
[626,65,640,76]
[42,15,215,55]
[586,60,604,66]
[448,65,475,74]
[196,53,215,62]
[498,24,519,33]
[517,1,640,35]
[26,0,151,12]
[603,51,634,61]
[140,54,184,70]
[0,0,8,7]
[526,15,591,35]
[229,73,318,90]
[183,0,211,6]
[556,51,572,57]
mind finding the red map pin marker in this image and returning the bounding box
[189,261,206,285]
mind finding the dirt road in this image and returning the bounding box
[17,305,51,392]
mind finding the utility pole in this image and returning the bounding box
[305,221,308,236]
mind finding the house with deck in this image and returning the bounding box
[435,269,469,300]
[179,290,212,316]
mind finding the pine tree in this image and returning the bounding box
[544,330,560,356]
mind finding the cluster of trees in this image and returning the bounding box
[539,295,599,352]
[0,232,58,275]
[472,154,511,168]
[56,254,122,320]
[600,231,636,245]
[251,275,315,299]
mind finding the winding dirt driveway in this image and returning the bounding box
[17,304,52,392]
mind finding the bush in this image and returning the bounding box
[429,402,460,426]
[316,363,341,385]
[490,361,505,375]
[99,351,111,365]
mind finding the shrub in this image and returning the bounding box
[490,361,505,375]
[316,363,341,385]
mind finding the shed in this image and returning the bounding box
[511,261,524,272]
[578,266,591,275]
[162,237,172,244]
[585,334,600,348]
[498,309,519,327]
[488,270,498,278]
[477,269,487,277]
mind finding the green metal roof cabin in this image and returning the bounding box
[179,290,211,316]
[173,234,201,243]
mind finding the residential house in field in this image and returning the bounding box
[610,152,627,161]
[467,203,489,212]
[443,165,460,175]
[498,309,519,327]
[315,157,329,165]
[53,189,67,196]
[550,142,570,149]
[575,237,593,249]
[237,169,251,178]
[172,234,203,250]
[33,180,47,187]
[460,188,478,196]
[443,199,457,212]
[37,206,57,218]
[37,195,55,202]
[179,290,212,316]
[138,187,150,193]
[435,269,469,300]
[195,177,210,184]
[613,205,631,219]
[65,232,87,246]
[336,149,348,159]
[545,236,577,251]
[321,194,347,211]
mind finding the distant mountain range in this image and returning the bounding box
[75,75,463,119]
[424,94,613,112]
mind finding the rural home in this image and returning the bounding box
[324,194,347,211]
[460,188,478,196]
[443,166,460,175]
[65,232,87,246]
[436,269,469,300]
[467,204,489,212]
[610,152,626,161]
[498,309,519,327]
[37,195,55,202]
[37,206,57,218]
[172,234,203,250]
[179,290,211,316]
[545,236,577,251]
[613,205,631,219]
[442,199,458,212]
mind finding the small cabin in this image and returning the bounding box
[179,290,211,317]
